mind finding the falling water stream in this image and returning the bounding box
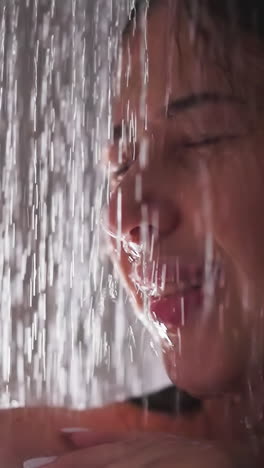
[0,0,170,410]
[1,2,264,466]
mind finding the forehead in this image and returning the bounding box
[113,3,173,123]
[112,2,232,128]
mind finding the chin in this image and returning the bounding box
[163,341,246,400]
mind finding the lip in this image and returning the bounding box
[132,258,221,328]
[132,258,216,296]
[139,259,204,283]
[150,286,204,328]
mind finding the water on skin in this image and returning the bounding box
[2,0,245,422]
[0,0,171,411]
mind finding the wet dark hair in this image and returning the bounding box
[126,0,264,39]
[186,0,264,37]
[125,0,264,103]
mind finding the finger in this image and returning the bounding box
[61,429,127,448]
[43,443,137,468]
[43,437,157,468]
[54,435,177,468]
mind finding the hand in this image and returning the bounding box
[42,431,236,468]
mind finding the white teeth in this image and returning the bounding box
[133,263,221,298]
[134,279,201,298]
[151,282,201,298]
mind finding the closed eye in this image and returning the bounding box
[179,133,240,149]
[112,162,132,179]
[110,133,241,180]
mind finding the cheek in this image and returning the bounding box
[206,157,264,285]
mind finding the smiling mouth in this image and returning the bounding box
[150,287,204,328]
[147,280,203,298]
[132,261,221,328]
[133,262,219,296]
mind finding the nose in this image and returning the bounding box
[104,170,181,246]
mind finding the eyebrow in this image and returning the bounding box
[165,92,244,116]
[113,92,245,143]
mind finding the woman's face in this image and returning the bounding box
[103,1,264,398]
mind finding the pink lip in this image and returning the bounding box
[150,287,203,328]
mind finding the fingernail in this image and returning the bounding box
[23,456,57,468]
[61,427,90,433]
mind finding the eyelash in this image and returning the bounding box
[111,134,236,181]
[111,141,138,181]
[113,162,132,179]
[181,135,236,148]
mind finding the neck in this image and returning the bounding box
[203,372,264,462]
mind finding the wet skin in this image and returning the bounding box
[2,2,264,467]
[3,1,264,466]
[104,0,264,404]
[0,403,213,467]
